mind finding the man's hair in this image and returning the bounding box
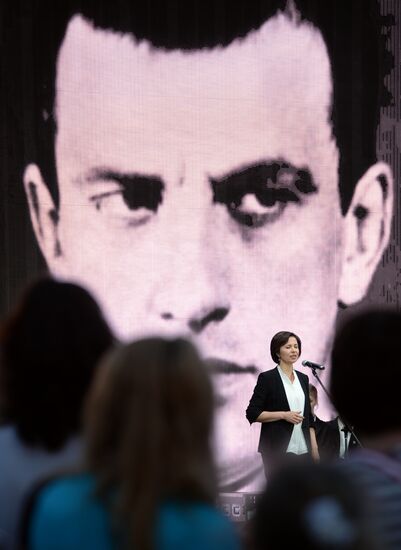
[330,309,401,438]
[84,337,216,550]
[270,330,301,363]
[1,0,393,214]
[0,278,114,450]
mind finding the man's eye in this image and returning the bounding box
[211,162,316,229]
[225,187,299,228]
[89,175,164,227]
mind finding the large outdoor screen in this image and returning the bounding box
[0,0,400,492]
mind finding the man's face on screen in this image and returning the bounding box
[32,14,343,488]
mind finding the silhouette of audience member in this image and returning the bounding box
[331,309,401,550]
[309,384,358,461]
[26,338,240,550]
[250,463,379,550]
[0,278,114,549]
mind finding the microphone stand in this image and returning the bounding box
[309,365,363,449]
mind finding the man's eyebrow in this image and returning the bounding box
[210,160,317,194]
[82,167,164,186]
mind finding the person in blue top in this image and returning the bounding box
[27,338,240,550]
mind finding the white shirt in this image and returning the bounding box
[277,366,308,455]
[338,417,350,458]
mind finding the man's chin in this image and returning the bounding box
[216,451,263,493]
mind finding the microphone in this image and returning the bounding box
[302,360,325,371]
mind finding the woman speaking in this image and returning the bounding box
[246,331,319,478]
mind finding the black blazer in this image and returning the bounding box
[314,416,359,460]
[246,367,312,457]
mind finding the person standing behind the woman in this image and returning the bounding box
[246,331,319,479]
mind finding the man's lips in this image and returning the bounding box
[206,358,257,375]
[205,359,257,407]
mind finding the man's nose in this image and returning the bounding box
[149,196,230,335]
[159,301,229,335]
[152,249,230,334]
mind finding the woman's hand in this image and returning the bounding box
[283,410,304,424]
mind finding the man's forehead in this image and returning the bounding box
[56,12,335,178]
[59,12,332,105]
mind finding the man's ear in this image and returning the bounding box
[338,161,393,306]
[23,163,63,267]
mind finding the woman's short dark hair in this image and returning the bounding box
[0,278,114,450]
[270,331,302,363]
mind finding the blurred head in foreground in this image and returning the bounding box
[85,337,216,549]
[331,309,401,444]
[0,277,114,450]
[251,463,378,550]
